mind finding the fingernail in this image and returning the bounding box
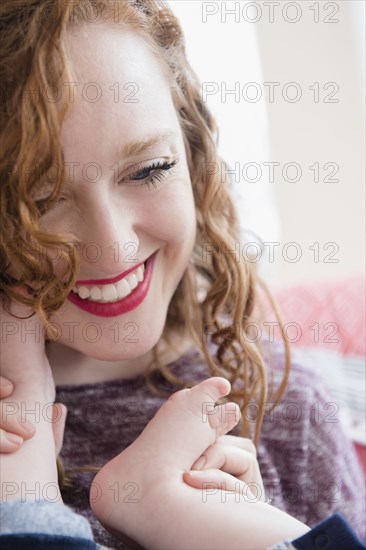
[6,433,23,445]
[193,456,206,470]
[188,470,204,476]
[18,419,36,434]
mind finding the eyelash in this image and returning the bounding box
[121,159,179,190]
[35,159,178,208]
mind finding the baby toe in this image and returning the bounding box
[207,402,241,436]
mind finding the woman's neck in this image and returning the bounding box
[46,334,195,387]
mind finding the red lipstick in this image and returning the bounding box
[67,251,156,318]
[75,259,146,286]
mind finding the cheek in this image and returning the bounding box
[143,178,196,242]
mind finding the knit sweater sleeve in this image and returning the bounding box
[256,342,366,545]
[302,372,366,543]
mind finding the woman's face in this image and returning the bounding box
[40,25,196,362]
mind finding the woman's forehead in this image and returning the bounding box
[59,25,176,139]
[62,24,169,91]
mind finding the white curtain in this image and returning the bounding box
[168,1,282,281]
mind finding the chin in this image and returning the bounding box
[85,346,149,363]
[69,322,163,362]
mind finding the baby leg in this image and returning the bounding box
[90,377,309,549]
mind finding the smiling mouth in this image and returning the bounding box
[66,252,156,318]
[71,262,147,304]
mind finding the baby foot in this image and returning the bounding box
[90,377,241,548]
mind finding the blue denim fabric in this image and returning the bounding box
[1,505,365,549]
[0,534,100,549]
[291,513,366,550]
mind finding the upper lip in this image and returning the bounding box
[75,258,148,287]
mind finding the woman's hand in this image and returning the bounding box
[185,434,266,502]
[0,375,67,455]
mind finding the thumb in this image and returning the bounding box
[52,403,67,457]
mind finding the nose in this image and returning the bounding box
[76,190,141,278]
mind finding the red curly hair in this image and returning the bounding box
[0,0,291,490]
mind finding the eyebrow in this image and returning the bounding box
[37,130,177,194]
[118,130,176,160]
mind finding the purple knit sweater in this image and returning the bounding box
[55,338,366,549]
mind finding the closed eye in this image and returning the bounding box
[34,159,180,213]
[121,159,179,190]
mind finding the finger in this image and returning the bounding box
[0,404,36,440]
[52,403,67,456]
[192,443,256,473]
[183,469,263,502]
[0,377,14,399]
[192,443,246,472]
[0,428,24,453]
[191,444,265,502]
[215,435,257,456]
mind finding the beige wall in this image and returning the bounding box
[256,0,365,288]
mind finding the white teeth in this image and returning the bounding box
[90,287,102,301]
[135,266,144,283]
[126,273,138,290]
[72,262,146,303]
[101,284,118,301]
[78,286,90,300]
[116,278,132,299]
